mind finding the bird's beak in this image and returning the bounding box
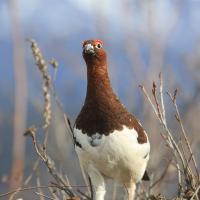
[83,43,95,54]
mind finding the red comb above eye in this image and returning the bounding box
[94,39,103,44]
[82,39,103,46]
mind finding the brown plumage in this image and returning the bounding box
[75,39,147,144]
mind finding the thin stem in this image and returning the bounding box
[190,184,200,200]
[35,192,56,200]
[159,73,166,125]
[174,99,199,182]
[0,186,56,198]
[139,85,159,117]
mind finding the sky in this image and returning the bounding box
[0,0,199,39]
[0,0,200,113]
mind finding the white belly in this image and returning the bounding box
[74,126,150,184]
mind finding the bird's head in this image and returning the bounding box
[82,39,107,67]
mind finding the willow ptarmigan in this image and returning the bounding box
[74,39,150,200]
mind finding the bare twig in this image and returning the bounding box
[8,158,40,200]
[152,81,162,120]
[140,80,186,176]
[36,177,45,200]
[49,56,74,144]
[167,92,198,186]
[190,184,200,200]
[50,85,74,144]
[173,96,199,183]
[35,191,56,200]
[150,159,172,190]
[24,127,75,198]
[0,186,56,198]
[77,189,91,199]
[159,73,166,125]
[48,187,59,200]
[140,73,199,198]
[24,158,40,185]
[139,85,158,116]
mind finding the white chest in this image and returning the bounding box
[74,126,150,183]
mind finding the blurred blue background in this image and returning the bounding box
[0,0,200,198]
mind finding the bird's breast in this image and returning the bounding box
[74,126,150,183]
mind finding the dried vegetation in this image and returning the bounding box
[0,40,199,200]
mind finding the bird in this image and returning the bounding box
[73,39,150,200]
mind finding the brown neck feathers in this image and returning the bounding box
[85,63,115,104]
[75,50,147,144]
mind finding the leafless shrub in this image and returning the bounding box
[0,39,88,200]
[24,40,88,200]
[138,73,200,200]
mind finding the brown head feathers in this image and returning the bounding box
[75,39,147,144]
[82,39,106,67]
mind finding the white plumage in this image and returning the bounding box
[74,126,150,200]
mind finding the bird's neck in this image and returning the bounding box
[85,64,115,103]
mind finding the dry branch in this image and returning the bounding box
[139,73,199,199]
[24,127,75,198]
[21,40,87,199]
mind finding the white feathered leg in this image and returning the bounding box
[87,165,106,200]
[124,182,136,200]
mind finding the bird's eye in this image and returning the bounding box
[96,43,102,49]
